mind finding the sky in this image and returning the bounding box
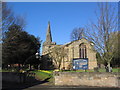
[7,2,118,50]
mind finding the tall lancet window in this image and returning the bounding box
[79,43,87,58]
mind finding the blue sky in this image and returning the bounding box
[7,2,118,46]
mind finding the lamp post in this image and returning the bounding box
[35,52,41,70]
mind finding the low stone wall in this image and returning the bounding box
[2,72,35,83]
[54,72,120,87]
[2,72,21,83]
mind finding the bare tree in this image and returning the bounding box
[1,2,26,41]
[2,2,14,32]
[70,27,84,41]
[110,31,120,67]
[85,3,117,72]
[48,46,67,70]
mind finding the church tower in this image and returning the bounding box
[42,21,56,55]
[45,21,52,44]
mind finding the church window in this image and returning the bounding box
[79,44,87,58]
[72,47,74,58]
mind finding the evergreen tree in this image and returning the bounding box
[2,24,41,69]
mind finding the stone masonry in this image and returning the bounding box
[54,72,120,87]
[42,22,97,70]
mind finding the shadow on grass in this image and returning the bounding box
[2,72,51,90]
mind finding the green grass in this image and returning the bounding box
[32,70,53,82]
[99,68,120,72]
[0,69,14,72]
[112,68,120,72]
[64,69,94,72]
[1,68,119,73]
[62,68,120,72]
[98,68,106,72]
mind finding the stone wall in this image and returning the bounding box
[2,72,21,83]
[54,72,120,87]
[2,72,36,83]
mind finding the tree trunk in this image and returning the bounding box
[58,64,61,70]
[29,64,31,70]
[38,64,40,70]
[107,62,112,72]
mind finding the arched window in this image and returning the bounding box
[79,43,87,58]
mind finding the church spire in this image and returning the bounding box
[46,21,52,44]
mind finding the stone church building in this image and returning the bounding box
[42,22,97,70]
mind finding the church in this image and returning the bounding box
[42,22,97,70]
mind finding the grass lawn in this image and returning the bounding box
[99,68,120,72]
[31,70,53,82]
[0,69,13,72]
[62,68,120,72]
[64,69,94,72]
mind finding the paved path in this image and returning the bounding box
[3,81,119,90]
[23,85,119,90]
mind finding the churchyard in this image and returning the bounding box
[1,67,120,89]
[1,1,119,89]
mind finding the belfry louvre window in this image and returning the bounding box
[79,44,87,58]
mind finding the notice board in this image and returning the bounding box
[73,58,88,70]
